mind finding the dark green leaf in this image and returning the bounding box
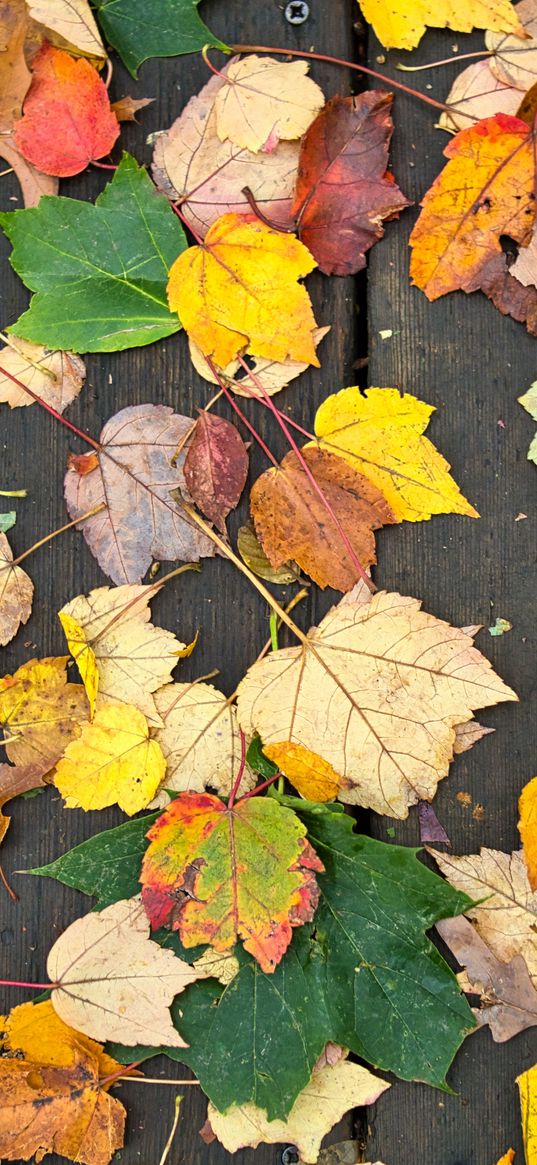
[0,512,16,533]
[245,733,279,780]
[92,0,228,77]
[0,155,186,353]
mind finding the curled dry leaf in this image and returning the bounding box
[0,338,85,411]
[152,68,299,239]
[64,403,215,585]
[0,760,47,845]
[519,775,537,889]
[111,94,154,121]
[0,656,88,770]
[189,326,330,397]
[453,720,495,754]
[314,387,478,522]
[48,897,203,1046]
[26,0,106,61]
[437,914,537,1041]
[359,0,524,51]
[207,1053,390,1164]
[238,523,298,585]
[250,445,396,591]
[487,0,537,89]
[439,60,521,135]
[517,1064,537,1165]
[0,531,33,646]
[293,92,410,276]
[519,382,537,464]
[13,44,119,178]
[214,55,324,154]
[151,681,255,805]
[53,701,166,814]
[184,412,249,532]
[0,1000,125,1165]
[167,213,320,369]
[141,792,324,972]
[59,583,186,726]
[237,582,517,817]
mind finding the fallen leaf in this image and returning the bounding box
[431,848,537,986]
[0,655,88,769]
[409,114,537,326]
[314,386,478,522]
[519,776,537,890]
[59,583,186,725]
[152,67,299,239]
[184,412,248,532]
[151,681,255,804]
[439,60,521,134]
[214,55,324,154]
[0,338,85,411]
[453,720,495,753]
[0,1000,125,1165]
[418,801,451,844]
[0,154,186,352]
[292,92,410,276]
[437,914,537,1041]
[208,1053,390,1164]
[0,512,16,533]
[111,94,154,121]
[64,403,215,585]
[53,700,166,814]
[0,132,58,205]
[26,0,106,61]
[192,947,239,986]
[141,792,324,972]
[511,226,537,286]
[489,616,513,635]
[487,0,537,89]
[189,326,330,397]
[250,445,396,591]
[517,1063,537,1165]
[0,760,47,844]
[167,212,320,369]
[519,382,537,464]
[238,523,299,584]
[237,582,517,817]
[358,0,524,51]
[13,44,119,177]
[0,531,33,646]
[0,0,31,132]
[48,896,203,1045]
[495,1153,516,1165]
[91,0,227,77]
[58,612,99,719]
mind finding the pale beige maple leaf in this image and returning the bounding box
[0,339,85,411]
[439,60,520,134]
[237,581,517,817]
[26,0,106,61]
[214,55,324,154]
[48,897,205,1046]
[487,0,537,89]
[189,327,330,398]
[0,533,33,647]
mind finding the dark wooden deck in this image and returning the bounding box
[1,2,536,1163]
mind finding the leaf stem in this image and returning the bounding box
[171,200,205,245]
[0,978,53,989]
[206,357,280,467]
[0,332,56,380]
[0,488,27,497]
[227,728,246,809]
[99,1059,146,1089]
[238,772,281,803]
[0,363,101,449]
[396,49,493,72]
[0,864,18,902]
[114,1076,200,1086]
[242,186,295,233]
[12,504,107,566]
[269,610,279,652]
[158,1095,182,1165]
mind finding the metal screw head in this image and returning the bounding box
[285,1,310,24]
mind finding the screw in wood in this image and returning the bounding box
[284,1,310,24]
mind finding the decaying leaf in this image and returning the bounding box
[141,792,324,972]
[314,387,478,522]
[238,524,299,584]
[64,404,215,585]
[237,583,517,817]
[0,0,31,132]
[0,339,85,412]
[0,531,33,646]
[26,0,107,61]
[511,227,537,287]
[453,720,495,754]
[519,382,537,464]
[184,412,248,532]
[439,61,520,135]
[0,760,47,845]
[0,655,88,770]
[192,947,240,986]
[487,0,537,89]
[207,1053,390,1163]
[53,701,166,814]
[250,446,395,590]
[111,94,154,121]
[431,848,537,986]
[0,1000,126,1165]
[151,682,255,804]
[13,44,119,177]
[167,213,321,369]
[214,55,324,154]
[437,914,537,1041]
[517,1063,537,1165]
[48,896,203,1046]
[152,68,299,239]
[359,0,524,51]
[189,326,330,397]
[59,584,185,725]
[0,133,58,206]
[418,801,451,845]
[292,92,410,276]
[519,776,537,890]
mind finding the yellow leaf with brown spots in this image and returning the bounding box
[0,656,88,771]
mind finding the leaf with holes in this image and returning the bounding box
[184,412,249,532]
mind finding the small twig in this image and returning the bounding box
[396,49,493,71]
[12,503,107,566]
[158,1096,183,1165]
[0,331,57,380]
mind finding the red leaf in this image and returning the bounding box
[292,92,410,276]
[13,44,120,178]
[184,412,249,532]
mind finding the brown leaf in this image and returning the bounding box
[478,251,537,335]
[0,132,58,205]
[0,760,46,845]
[64,403,215,585]
[250,446,395,590]
[184,412,248,532]
[111,94,154,121]
[0,338,85,410]
[293,92,410,276]
[0,531,33,646]
[0,0,31,132]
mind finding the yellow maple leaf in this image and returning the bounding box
[0,998,120,1076]
[0,655,88,770]
[519,775,537,890]
[518,1063,537,1165]
[59,611,99,718]
[167,213,320,369]
[313,386,478,522]
[358,0,524,52]
[53,700,166,814]
[214,55,324,153]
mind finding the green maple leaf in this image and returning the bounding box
[92,0,229,77]
[0,155,186,353]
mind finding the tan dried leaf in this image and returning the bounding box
[60,584,185,726]
[487,0,537,89]
[453,720,495,754]
[439,60,520,134]
[0,339,85,410]
[111,95,154,121]
[0,0,31,131]
[189,326,330,397]
[237,582,517,817]
[25,0,106,60]
[214,55,324,154]
[48,897,203,1046]
[0,532,33,646]
[0,133,59,206]
[192,947,239,986]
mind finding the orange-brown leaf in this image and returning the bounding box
[0,761,47,845]
[110,94,154,121]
